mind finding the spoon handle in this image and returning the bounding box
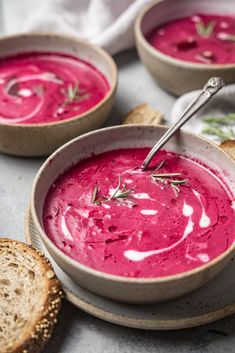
[142,77,225,170]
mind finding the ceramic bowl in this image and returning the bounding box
[135,0,235,96]
[0,34,117,156]
[30,125,235,303]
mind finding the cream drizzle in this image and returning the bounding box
[134,193,155,200]
[192,189,211,228]
[124,204,194,262]
[0,72,63,124]
[140,209,158,216]
[197,253,210,263]
[60,205,89,241]
[61,206,73,241]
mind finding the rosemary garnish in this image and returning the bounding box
[196,20,215,37]
[202,113,235,141]
[91,175,134,205]
[202,126,235,141]
[63,80,90,105]
[151,173,181,178]
[109,175,133,200]
[92,186,99,204]
[203,113,235,125]
[154,160,165,171]
[151,172,188,197]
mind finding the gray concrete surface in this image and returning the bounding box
[1,50,235,353]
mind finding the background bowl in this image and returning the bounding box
[0,33,117,156]
[30,125,235,303]
[135,0,235,96]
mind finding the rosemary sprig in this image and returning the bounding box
[151,173,181,178]
[196,20,215,37]
[63,80,90,105]
[151,172,188,197]
[202,126,235,141]
[170,183,180,197]
[92,186,99,204]
[170,179,188,196]
[169,179,189,185]
[91,175,134,205]
[154,160,165,171]
[203,113,235,125]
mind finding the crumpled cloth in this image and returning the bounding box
[170,84,235,142]
[1,0,152,55]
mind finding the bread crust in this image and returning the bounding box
[0,238,63,353]
[122,103,164,126]
[220,139,235,160]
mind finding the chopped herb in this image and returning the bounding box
[170,179,188,197]
[202,126,235,141]
[154,160,165,171]
[169,179,188,185]
[201,112,235,141]
[63,80,90,105]
[170,183,180,197]
[203,113,235,125]
[92,186,99,204]
[196,20,215,37]
[91,175,134,205]
[151,170,188,197]
[151,173,181,178]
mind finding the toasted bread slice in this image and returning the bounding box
[0,238,63,353]
[220,140,235,160]
[122,103,164,126]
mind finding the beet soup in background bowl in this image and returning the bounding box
[0,33,117,156]
[30,125,235,303]
[135,0,235,95]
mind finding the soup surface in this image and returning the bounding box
[147,14,235,64]
[43,148,235,278]
[0,52,109,124]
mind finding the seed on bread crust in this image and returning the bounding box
[0,238,63,353]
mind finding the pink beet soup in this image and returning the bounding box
[147,13,235,64]
[0,52,109,125]
[43,148,235,278]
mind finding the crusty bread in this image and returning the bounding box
[0,238,63,353]
[220,140,235,160]
[122,103,164,126]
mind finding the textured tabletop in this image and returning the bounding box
[1,50,235,353]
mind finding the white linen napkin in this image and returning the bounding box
[1,0,152,55]
[170,84,235,143]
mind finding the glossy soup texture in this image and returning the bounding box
[43,148,235,278]
[0,52,109,124]
[147,13,235,64]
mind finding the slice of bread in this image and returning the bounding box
[220,140,235,160]
[0,238,63,353]
[122,103,164,126]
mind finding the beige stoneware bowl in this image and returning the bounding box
[135,0,235,95]
[30,125,235,303]
[0,34,117,156]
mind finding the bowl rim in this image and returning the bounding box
[30,124,235,285]
[135,0,235,70]
[0,32,118,129]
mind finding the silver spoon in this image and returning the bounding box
[142,77,225,170]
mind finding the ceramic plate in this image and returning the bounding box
[25,208,235,330]
[170,85,235,143]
